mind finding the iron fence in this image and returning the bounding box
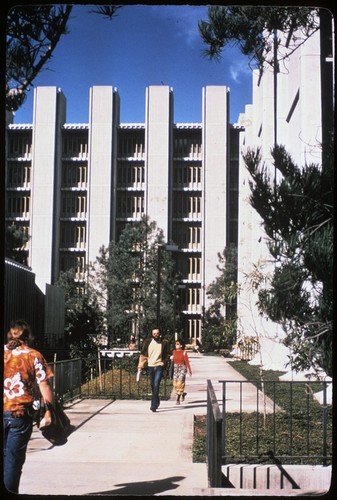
[50,354,172,403]
[81,354,171,400]
[49,358,82,403]
[206,379,332,488]
[220,380,332,466]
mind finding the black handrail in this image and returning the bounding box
[206,379,223,487]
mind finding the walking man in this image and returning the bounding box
[139,328,169,412]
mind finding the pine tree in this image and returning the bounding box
[243,144,333,376]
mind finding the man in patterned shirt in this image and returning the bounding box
[3,319,54,493]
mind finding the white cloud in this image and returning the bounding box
[229,58,251,83]
[150,5,208,47]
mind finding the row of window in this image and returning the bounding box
[186,317,202,341]
[173,163,201,187]
[117,162,144,187]
[4,220,201,283]
[173,137,202,158]
[60,223,86,248]
[128,315,202,345]
[117,131,203,159]
[52,133,203,160]
[173,223,201,249]
[7,134,32,159]
[62,132,88,159]
[6,133,87,166]
[6,163,31,188]
[61,194,87,217]
[173,194,201,218]
[7,192,203,239]
[59,253,86,280]
[58,250,203,291]
[7,192,88,219]
[7,130,203,162]
[116,162,202,190]
[181,287,201,310]
[116,194,144,218]
[176,256,201,280]
[6,160,203,193]
[7,194,30,217]
[118,131,145,158]
[114,284,202,311]
[62,163,88,187]
[115,193,202,219]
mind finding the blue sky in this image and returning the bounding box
[12,4,252,125]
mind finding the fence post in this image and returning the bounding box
[207,379,223,487]
[222,381,227,465]
[322,381,328,465]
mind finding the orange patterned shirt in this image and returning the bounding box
[3,344,53,412]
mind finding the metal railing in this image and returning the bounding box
[206,379,223,487]
[206,379,332,488]
[221,380,332,466]
[49,354,172,403]
[49,358,82,403]
[81,355,171,400]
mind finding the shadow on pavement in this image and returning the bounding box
[87,475,185,496]
[157,400,207,412]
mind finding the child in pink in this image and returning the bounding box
[171,338,192,405]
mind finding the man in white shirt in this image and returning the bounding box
[140,328,169,412]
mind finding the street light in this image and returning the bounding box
[156,242,179,327]
[174,283,186,340]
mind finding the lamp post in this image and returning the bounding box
[156,242,179,327]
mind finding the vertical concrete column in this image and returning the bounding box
[145,86,173,238]
[87,86,117,265]
[30,86,66,291]
[202,86,229,308]
[299,30,322,165]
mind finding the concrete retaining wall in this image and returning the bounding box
[222,464,331,492]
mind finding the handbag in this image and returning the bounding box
[38,401,72,446]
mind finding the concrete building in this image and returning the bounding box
[6,12,332,354]
[235,13,334,371]
[6,85,240,344]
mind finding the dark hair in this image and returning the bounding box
[175,338,186,349]
[8,319,33,343]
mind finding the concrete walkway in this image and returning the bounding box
[18,354,329,496]
[18,353,241,496]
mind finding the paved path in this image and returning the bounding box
[19,354,276,496]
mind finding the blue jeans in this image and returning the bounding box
[3,412,33,493]
[148,366,164,410]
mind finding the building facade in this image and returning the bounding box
[235,13,334,370]
[6,85,240,344]
[4,259,65,352]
